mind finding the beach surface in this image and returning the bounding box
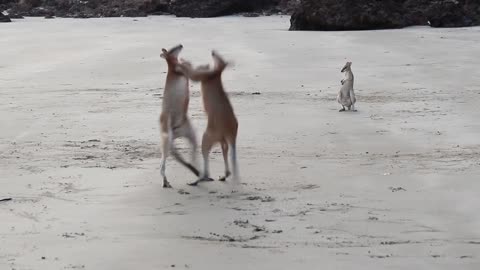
[1,16,479,269]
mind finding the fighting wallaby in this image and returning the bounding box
[159,44,199,188]
[337,61,357,112]
[176,51,239,186]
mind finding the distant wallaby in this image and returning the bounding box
[159,44,199,188]
[176,51,239,186]
[337,62,357,112]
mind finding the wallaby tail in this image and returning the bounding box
[167,116,200,177]
[230,141,239,182]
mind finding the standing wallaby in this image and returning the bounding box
[337,62,357,112]
[176,51,239,186]
[159,44,199,188]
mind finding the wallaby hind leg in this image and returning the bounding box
[219,140,231,181]
[170,122,200,177]
[184,121,199,168]
[339,106,346,112]
[188,131,215,186]
[160,133,172,188]
[230,140,239,182]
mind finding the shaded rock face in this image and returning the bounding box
[290,0,480,30]
[169,0,280,18]
[0,11,12,22]
[1,0,299,18]
[426,0,478,28]
[290,0,406,31]
[3,0,169,18]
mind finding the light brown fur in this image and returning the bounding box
[338,61,357,112]
[176,51,239,185]
[159,44,199,188]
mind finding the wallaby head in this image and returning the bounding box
[341,61,352,73]
[160,44,183,68]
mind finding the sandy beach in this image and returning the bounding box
[1,16,479,269]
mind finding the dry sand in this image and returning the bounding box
[1,16,480,269]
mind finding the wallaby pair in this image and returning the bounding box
[337,61,357,112]
[159,44,239,188]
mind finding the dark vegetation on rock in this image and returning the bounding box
[290,0,480,30]
[2,0,479,30]
[0,0,295,18]
[1,11,12,22]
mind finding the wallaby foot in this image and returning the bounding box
[339,107,346,112]
[186,164,200,176]
[219,171,231,182]
[163,178,172,188]
[188,177,214,186]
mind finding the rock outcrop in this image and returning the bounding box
[3,0,169,18]
[2,0,479,30]
[169,0,280,18]
[290,0,406,31]
[290,0,480,30]
[0,11,12,22]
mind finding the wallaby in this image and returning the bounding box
[159,44,199,188]
[337,61,357,112]
[176,51,239,186]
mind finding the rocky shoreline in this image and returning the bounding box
[1,0,479,30]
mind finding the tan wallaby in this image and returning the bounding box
[176,51,239,186]
[337,61,357,112]
[159,44,199,188]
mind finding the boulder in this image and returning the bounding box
[290,0,406,31]
[427,0,476,28]
[169,0,279,18]
[290,0,480,30]
[402,0,431,26]
[0,12,12,22]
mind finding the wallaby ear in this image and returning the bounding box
[160,48,168,58]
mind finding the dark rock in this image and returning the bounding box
[169,0,280,18]
[290,0,407,31]
[29,6,55,17]
[242,12,261,17]
[427,0,474,28]
[150,10,171,16]
[122,8,147,17]
[3,0,297,18]
[277,0,300,14]
[290,0,480,30]
[0,12,11,22]
[404,0,480,28]
[8,13,25,19]
[402,0,431,25]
